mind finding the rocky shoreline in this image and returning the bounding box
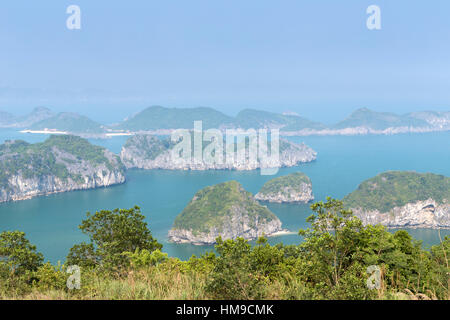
[120,135,317,171]
[168,181,287,245]
[0,137,126,203]
[352,199,450,229]
[255,172,314,204]
[255,184,314,203]
[168,218,286,245]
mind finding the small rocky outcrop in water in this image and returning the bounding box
[255,172,314,203]
[0,135,126,203]
[344,171,450,229]
[168,181,285,245]
[120,134,317,171]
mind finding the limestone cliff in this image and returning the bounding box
[120,134,317,171]
[255,172,314,203]
[352,199,450,229]
[0,135,125,203]
[168,181,285,245]
[344,171,450,229]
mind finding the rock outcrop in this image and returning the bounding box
[344,171,450,229]
[255,172,314,203]
[168,181,285,245]
[0,135,125,203]
[120,134,317,171]
[352,199,450,229]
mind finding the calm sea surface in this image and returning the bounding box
[0,129,449,263]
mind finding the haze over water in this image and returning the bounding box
[0,129,449,263]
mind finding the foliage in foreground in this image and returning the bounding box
[0,199,449,300]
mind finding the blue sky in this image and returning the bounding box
[0,0,449,123]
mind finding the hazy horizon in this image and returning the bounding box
[1,1,450,123]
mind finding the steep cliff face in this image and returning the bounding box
[120,134,317,171]
[255,172,314,203]
[168,181,285,245]
[168,206,283,245]
[353,199,450,229]
[0,135,125,203]
[344,171,450,229]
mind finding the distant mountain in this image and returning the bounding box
[0,111,15,126]
[14,107,54,127]
[113,106,235,131]
[3,105,450,137]
[29,112,105,134]
[113,106,326,132]
[234,109,326,131]
[407,111,450,129]
[0,107,54,128]
[333,108,429,130]
[114,106,450,135]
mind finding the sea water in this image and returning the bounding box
[0,129,449,263]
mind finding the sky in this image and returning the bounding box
[0,0,449,124]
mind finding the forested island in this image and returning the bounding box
[168,181,285,245]
[3,106,449,137]
[255,172,314,203]
[0,198,448,300]
[344,171,450,229]
[0,135,125,202]
[120,134,317,171]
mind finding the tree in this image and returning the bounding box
[67,206,162,270]
[298,198,374,299]
[206,237,268,300]
[0,231,43,275]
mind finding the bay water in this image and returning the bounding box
[0,129,449,263]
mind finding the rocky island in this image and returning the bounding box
[120,134,317,171]
[344,171,450,229]
[168,181,286,245]
[255,172,314,203]
[0,135,126,203]
[108,106,450,137]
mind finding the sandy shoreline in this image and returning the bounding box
[20,129,68,135]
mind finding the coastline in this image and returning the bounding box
[17,126,450,139]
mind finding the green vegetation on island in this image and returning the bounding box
[234,109,326,131]
[114,106,235,131]
[0,135,125,201]
[30,112,105,134]
[343,171,450,213]
[172,181,277,235]
[122,134,176,160]
[333,108,428,130]
[5,106,449,135]
[0,198,449,300]
[258,172,311,196]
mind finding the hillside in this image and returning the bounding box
[120,134,317,170]
[168,181,284,244]
[112,106,450,135]
[234,109,325,131]
[0,107,54,128]
[255,172,314,203]
[333,108,429,130]
[114,106,235,131]
[29,112,105,134]
[344,171,450,228]
[0,135,125,202]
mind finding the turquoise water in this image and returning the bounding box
[0,129,449,263]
